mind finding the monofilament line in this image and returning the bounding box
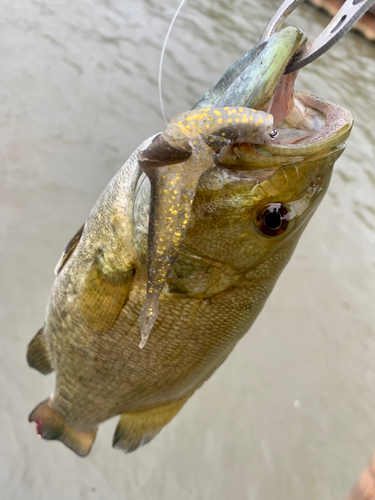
[158,0,187,125]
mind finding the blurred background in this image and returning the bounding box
[1,0,375,499]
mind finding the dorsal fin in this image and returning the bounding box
[54,224,84,275]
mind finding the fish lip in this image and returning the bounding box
[217,91,353,173]
[263,91,353,154]
[195,27,307,111]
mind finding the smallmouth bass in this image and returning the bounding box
[27,27,353,456]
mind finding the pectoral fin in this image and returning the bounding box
[80,253,134,332]
[27,327,54,374]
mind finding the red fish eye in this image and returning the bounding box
[256,203,290,237]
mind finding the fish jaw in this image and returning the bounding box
[218,91,353,169]
[195,27,307,112]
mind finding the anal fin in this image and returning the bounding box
[29,398,97,457]
[113,396,190,453]
[27,327,54,375]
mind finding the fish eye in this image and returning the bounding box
[256,203,290,237]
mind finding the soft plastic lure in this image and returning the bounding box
[137,106,274,347]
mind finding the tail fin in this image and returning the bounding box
[29,398,97,457]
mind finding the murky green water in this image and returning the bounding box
[1,1,375,499]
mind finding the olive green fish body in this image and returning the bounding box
[27,28,353,456]
[40,136,280,420]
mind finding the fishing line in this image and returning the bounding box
[158,0,186,125]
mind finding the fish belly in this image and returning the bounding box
[48,276,271,428]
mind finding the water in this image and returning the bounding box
[1,1,375,498]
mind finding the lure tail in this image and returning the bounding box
[29,398,97,457]
[138,130,214,348]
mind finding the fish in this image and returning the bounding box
[27,26,353,457]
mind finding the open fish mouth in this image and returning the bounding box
[196,26,352,159]
[135,26,353,347]
[218,91,353,171]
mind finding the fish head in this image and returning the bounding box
[184,106,351,272]
[134,26,352,344]
[182,27,353,272]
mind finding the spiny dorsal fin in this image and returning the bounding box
[54,224,85,275]
[27,327,54,375]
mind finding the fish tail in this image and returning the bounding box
[28,398,97,457]
[113,396,190,453]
